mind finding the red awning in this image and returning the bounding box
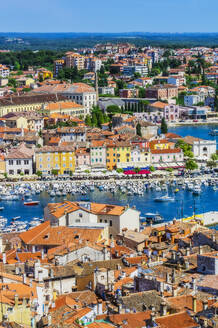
[138,170,151,174]
[124,170,137,175]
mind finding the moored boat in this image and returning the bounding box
[24,201,40,206]
[154,195,175,202]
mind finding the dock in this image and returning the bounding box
[182,211,218,227]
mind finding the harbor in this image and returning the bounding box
[0,172,217,233]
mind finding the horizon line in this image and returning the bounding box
[1,31,218,34]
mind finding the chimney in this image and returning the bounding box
[192,277,196,293]
[150,312,156,325]
[203,319,208,328]
[97,299,103,315]
[184,261,189,270]
[2,252,6,264]
[51,301,55,308]
[172,286,177,297]
[118,303,122,314]
[15,265,20,275]
[49,268,54,278]
[192,296,197,313]
[29,279,33,288]
[199,245,203,255]
[48,314,52,326]
[172,269,176,283]
[41,249,44,260]
[171,251,176,262]
[23,273,27,285]
[166,272,170,283]
[14,294,18,307]
[160,300,167,316]
[203,299,208,311]
[186,248,190,256]
[38,270,43,283]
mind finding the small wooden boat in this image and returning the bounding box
[24,201,40,206]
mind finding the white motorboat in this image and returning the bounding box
[155,195,175,202]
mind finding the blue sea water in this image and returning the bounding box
[0,124,217,229]
[169,124,218,148]
[1,186,218,228]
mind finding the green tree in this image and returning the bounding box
[51,169,59,176]
[14,61,20,71]
[85,114,92,126]
[211,153,218,161]
[138,88,146,98]
[136,123,142,136]
[106,105,121,114]
[97,111,104,127]
[91,112,98,127]
[8,78,17,88]
[160,118,168,134]
[185,159,198,170]
[207,160,217,168]
[36,171,42,177]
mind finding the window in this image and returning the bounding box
[79,213,83,218]
[9,160,13,165]
[110,220,112,226]
[16,160,21,165]
[24,160,29,165]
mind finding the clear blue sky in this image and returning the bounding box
[1,0,217,33]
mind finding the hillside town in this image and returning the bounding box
[0,44,216,178]
[0,42,217,328]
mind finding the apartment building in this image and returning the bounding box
[5,143,34,175]
[0,94,67,117]
[0,64,9,78]
[90,140,107,168]
[32,83,97,115]
[62,83,97,114]
[44,100,86,117]
[65,52,85,70]
[123,65,148,77]
[35,145,76,175]
[145,84,178,100]
[54,59,65,77]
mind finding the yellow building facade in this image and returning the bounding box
[38,70,53,80]
[0,294,34,327]
[106,145,117,171]
[116,143,131,166]
[36,146,75,175]
[106,143,131,171]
